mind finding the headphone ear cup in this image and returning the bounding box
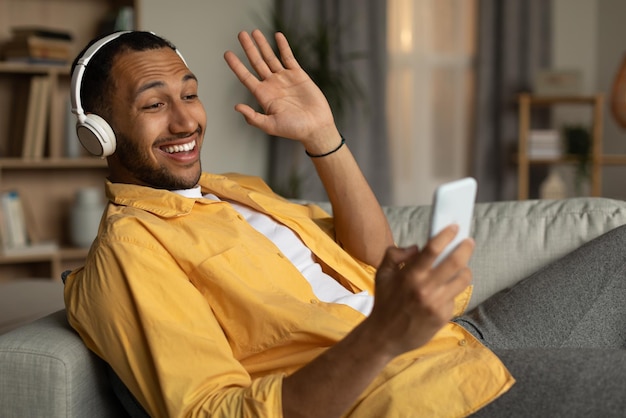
[76,114,116,157]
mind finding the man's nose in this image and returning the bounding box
[169,101,197,133]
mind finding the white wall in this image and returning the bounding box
[596,0,626,199]
[551,0,626,199]
[549,0,598,197]
[551,0,597,95]
[138,0,272,179]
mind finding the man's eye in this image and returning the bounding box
[183,94,198,100]
[144,102,163,110]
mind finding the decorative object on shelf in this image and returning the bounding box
[563,124,591,195]
[610,53,626,129]
[98,6,135,35]
[64,98,82,158]
[540,168,567,199]
[534,69,582,96]
[69,187,105,248]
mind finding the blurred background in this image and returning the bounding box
[2,0,626,207]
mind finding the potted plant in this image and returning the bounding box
[562,125,591,196]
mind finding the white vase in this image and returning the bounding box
[69,187,105,248]
[540,169,567,200]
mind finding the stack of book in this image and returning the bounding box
[2,26,73,64]
[7,75,51,159]
[0,190,58,256]
[528,129,563,159]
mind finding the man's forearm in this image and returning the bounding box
[281,317,393,418]
[308,129,394,266]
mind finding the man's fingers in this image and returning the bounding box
[414,225,459,269]
[251,29,284,73]
[223,49,260,93]
[378,246,420,278]
[235,31,274,80]
[274,32,300,70]
[386,245,419,266]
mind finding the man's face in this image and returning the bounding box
[106,47,206,190]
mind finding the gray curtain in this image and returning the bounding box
[268,0,392,204]
[472,0,552,201]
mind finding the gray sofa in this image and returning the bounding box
[2,197,626,417]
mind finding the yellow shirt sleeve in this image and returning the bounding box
[65,239,284,418]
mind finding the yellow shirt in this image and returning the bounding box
[64,172,514,418]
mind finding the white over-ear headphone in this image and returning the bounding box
[70,31,188,158]
[70,31,130,158]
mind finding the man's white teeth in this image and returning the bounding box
[162,140,196,154]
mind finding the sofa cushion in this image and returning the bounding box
[383,197,626,310]
[0,310,128,418]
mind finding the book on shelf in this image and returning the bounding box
[10,26,73,41]
[31,76,51,159]
[6,78,30,157]
[0,190,29,249]
[20,75,50,159]
[20,76,42,158]
[528,129,563,159]
[0,190,58,256]
[2,26,73,64]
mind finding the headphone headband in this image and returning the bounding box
[70,31,131,122]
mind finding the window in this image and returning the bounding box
[387,0,477,204]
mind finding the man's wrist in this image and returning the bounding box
[305,134,346,158]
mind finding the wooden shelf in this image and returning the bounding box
[0,62,70,75]
[0,0,134,281]
[514,154,581,165]
[0,247,89,281]
[520,95,600,105]
[0,158,107,169]
[517,93,605,200]
[0,247,87,263]
[600,155,626,165]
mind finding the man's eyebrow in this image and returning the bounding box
[183,73,198,83]
[134,73,198,99]
[135,81,165,98]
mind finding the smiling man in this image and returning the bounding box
[63,29,489,418]
[64,30,626,418]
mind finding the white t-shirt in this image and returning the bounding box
[174,187,373,316]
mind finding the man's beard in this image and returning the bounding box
[114,131,202,190]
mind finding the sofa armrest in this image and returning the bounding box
[0,310,127,418]
[383,197,626,310]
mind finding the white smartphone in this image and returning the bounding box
[428,177,477,267]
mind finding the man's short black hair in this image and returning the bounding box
[71,31,179,118]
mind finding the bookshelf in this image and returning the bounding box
[516,93,626,200]
[0,0,135,281]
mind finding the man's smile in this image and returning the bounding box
[161,139,197,154]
